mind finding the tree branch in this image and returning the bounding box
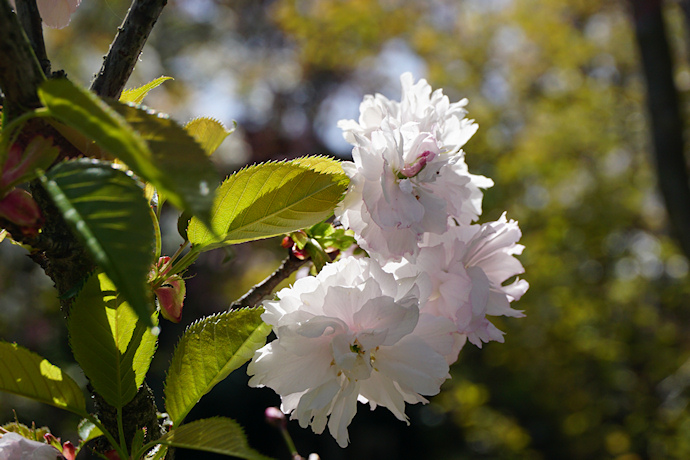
[90,0,167,98]
[230,253,309,309]
[0,0,44,121]
[629,0,690,259]
[15,0,49,75]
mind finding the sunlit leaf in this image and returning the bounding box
[107,101,219,227]
[38,79,218,227]
[39,159,155,326]
[0,341,86,415]
[69,272,158,409]
[119,76,173,105]
[38,78,150,169]
[289,155,349,177]
[156,417,272,460]
[187,157,348,251]
[185,117,234,156]
[164,308,271,425]
[77,419,103,443]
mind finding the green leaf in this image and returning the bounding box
[38,78,150,169]
[188,157,348,251]
[303,239,330,272]
[307,222,356,252]
[38,79,218,227]
[107,101,219,227]
[119,76,173,105]
[69,272,158,409]
[185,117,234,156]
[0,341,86,415]
[77,418,103,443]
[156,417,272,460]
[39,159,155,326]
[164,308,271,426]
[289,155,350,178]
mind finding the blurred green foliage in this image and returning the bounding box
[3,0,690,458]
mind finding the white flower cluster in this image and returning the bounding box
[248,73,528,447]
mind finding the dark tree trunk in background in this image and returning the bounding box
[630,0,690,260]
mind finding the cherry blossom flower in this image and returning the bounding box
[0,432,65,459]
[336,73,492,261]
[9,0,81,29]
[385,213,528,361]
[248,256,454,447]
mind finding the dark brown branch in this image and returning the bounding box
[629,0,690,259]
[230,253,309,309]
[0,0,44,121]
[15,0,50,75]
[90,0,167,98]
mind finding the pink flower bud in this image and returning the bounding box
[291,246,308,260]
[156,256,172,277]
[155,277,186,323]
[0,188,43,236]
[264,407,287,429]
[43,433,59,445]
[61,441,76,460]
[400,150,436,178]
[103,449,121,460]
[1,136,59,193]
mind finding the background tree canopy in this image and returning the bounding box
[2,0,690,458]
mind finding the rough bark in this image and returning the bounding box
[14,0,50,75]
[90,0,168,99]
[0,0,44,121]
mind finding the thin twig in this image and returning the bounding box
[90,0,167,98]
[230,253,309,310]
[15,0,50,75]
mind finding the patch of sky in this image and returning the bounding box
[482,67,511,106]
[177,0,218,23]
[316,39,428,156]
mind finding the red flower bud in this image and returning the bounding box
[1,136,59,193]
[104,449,121,460]
[156,256,172,277]
[0,188,43,236]
[155,277,186,323]
[43,433,60,448]
[292,246,308,260]
[62,441,76,460]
